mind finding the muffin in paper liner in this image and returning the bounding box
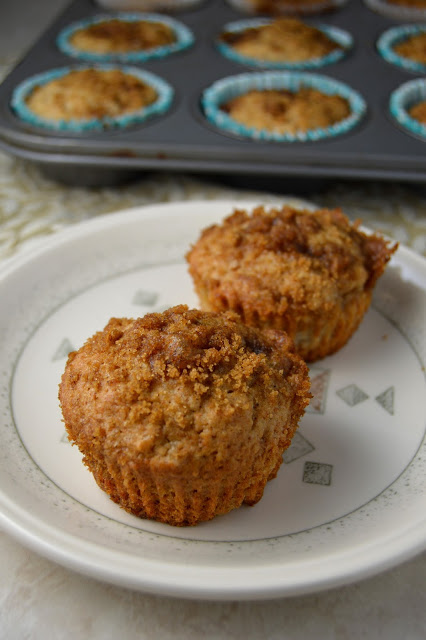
[202,71,366,142]
[390,77,426,141]
[56,13,194,63]
[58,306,311,527]
[225,0,349,16]
[186,205,398,363]
[11,64,174,132]
[364,0,426,20]
[216,18,353,70]
[377,25,426,74]
[94,0,206,10]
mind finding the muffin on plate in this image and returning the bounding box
[59,305,311,526]
[218,17,351,69]
[202,71,366,142]
[186,205,397,362]
[11,65,173,131]
[57,13,194,62]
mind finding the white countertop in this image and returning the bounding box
[0,2,425,637]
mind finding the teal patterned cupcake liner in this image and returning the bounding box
[390,78,426,140]
[216,19,353,70]
[202,71,366,142]
[364,0,426,20]
[11,65,174,132]
[56,13,194,63]
[377,25,426,74]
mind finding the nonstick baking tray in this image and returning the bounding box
[0,0,425,186]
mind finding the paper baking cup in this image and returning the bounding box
[217,19,353,70]
[56,13,194,62]
[377,25,426,74]
[225,0,349,15]
[389,78,426,140]
[364,0,426,20]
[202,71,366,142]
[11,65,174,132]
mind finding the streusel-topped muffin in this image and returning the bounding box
[186,206,397,362]
[59,305,311,526]
[219,17,343,63]
[25,68,157,122]
[68,17,175,55]
[221,87,351,135]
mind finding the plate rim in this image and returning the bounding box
[0,199,425,600]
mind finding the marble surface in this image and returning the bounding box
[0,1,425,638]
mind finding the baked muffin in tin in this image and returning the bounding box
[217,17,352,70]
[11,65,173,132]
[202,71,366,142]
[186,205,397,362]
[59,305,311,526]
[390,77,426,140]
[57,13,194,62]
[377,25,426,74]
[226,0,349,16]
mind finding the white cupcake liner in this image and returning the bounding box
[390,78,426,140]
[94,0,205,10]
[364,0,426,20]
[202,71,366,142]
[217,19,353,70]
[11,64,174,132]
[377,25,426,74]
[56,13,194,62]
[225,0,349,15]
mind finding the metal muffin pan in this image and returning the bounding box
[0,0,425,186]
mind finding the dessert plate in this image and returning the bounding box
[0,200,425,600]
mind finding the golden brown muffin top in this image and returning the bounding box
[408,100,426,124]
[393,32,426,63]
[220,17,341,63]
[222,88,350,134]
[186,206,396,316]
[70,19,176,54]
[59,305,309,470]
[25,69,157,121]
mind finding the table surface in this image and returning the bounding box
[0,2,425,638]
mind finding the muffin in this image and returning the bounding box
[365,0,426,18]
[59,305,311,526]
[222,87,351,135]
[218,17,351,69]
[408,100,426,124]
[57,13,194,62]
[226,0,346,15]
[389,78,426,140]
[377,26,426,73]
[11,65,173,131]
[186,206,397,362]
[202,71,366,142]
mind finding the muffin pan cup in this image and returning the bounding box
[0,0,426,186]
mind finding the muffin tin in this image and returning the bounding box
[0,0,426,186]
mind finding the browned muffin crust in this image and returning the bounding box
[243,0,336,14]
[220,17,342,63]
[70,18,176,54]
[409,100,426,125]
[222,87,351,134]
[59,305,310,526]
[25,69,157,121]
[394,33,426,64]
[186,206,397,362]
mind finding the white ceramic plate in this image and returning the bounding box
[0,200,425,600]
